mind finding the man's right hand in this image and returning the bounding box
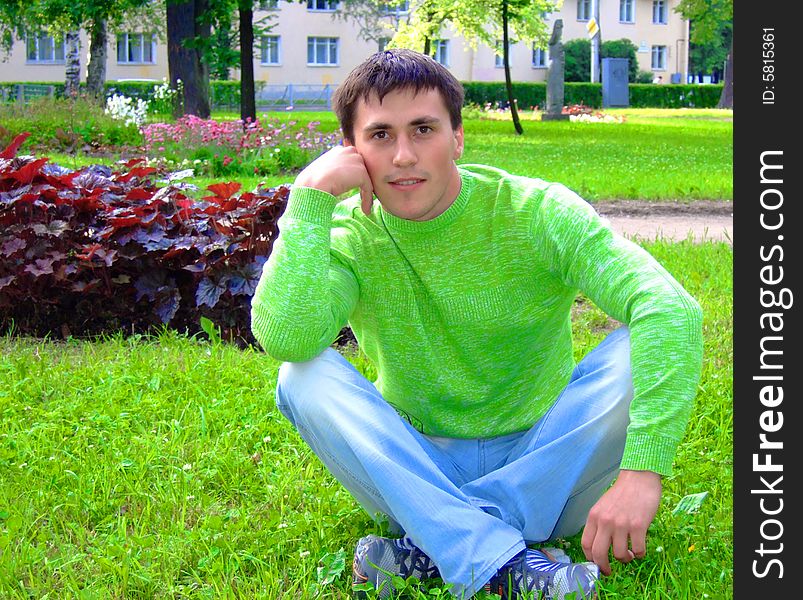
[294,145,375,216]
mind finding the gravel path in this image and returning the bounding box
[593,200,733,243]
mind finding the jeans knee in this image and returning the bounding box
[275,348,340,418]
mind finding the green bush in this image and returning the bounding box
[562,38,641,82]
[210,80,241,109]
[0,96,143,152]
[636,70,654,83]
[2,80,246,111]
[461,81,723,109]
[628,83,724,108]
[602,39,639,82]
[564,39,591,82]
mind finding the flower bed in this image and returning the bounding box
[141,115,339,178]
[0,132,291,345]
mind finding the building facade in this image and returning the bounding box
[0,0,689,85]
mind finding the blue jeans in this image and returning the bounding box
[275,327,632,598]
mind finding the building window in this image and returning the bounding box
[117,33,155,64]
[261,35,280,65]
[258,0,280,8]
[432,39,449,66]
[652,0,667,24]
[495,40,514,68]
[380,1,409,16]
[308,37,339,65]
[378,37,391,52]
[532,45,548,68]
[651,45,667,69]
[307,0,338,11]
[619,0,634,23]
[577,0,591,21]
[26,33,65,63]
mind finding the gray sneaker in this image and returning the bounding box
[352,535,440,599]
[486,548,598,599]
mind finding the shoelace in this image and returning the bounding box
[397,544,439,579]
[488,549,563,598]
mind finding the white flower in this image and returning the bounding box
[105,93,149,127]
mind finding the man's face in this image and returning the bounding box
[347,87,464,222]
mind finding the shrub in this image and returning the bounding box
[636,70,654,84]
[602,39,639,82]
[461,81,723,109]
[564,39,591,82]
[0,132,289,346]
[0,96,143,154]
[562,38,640,82]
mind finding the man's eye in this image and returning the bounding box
[417,126,432,134]
[372,131,388,140]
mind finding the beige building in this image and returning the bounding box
[0,0,688,86]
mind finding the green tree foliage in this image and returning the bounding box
[564,38,590,82]
[389,0,556,134]
[601,39,638,82]
[0,0,154,97]
[675,0,733,107]
[565,38,640,83]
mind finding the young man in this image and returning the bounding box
[251,49,703,599]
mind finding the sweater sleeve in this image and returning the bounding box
[250,186,359,362]
[531,183,703,476]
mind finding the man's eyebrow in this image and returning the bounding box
[362,116,441,132]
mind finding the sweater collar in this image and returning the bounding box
[379,168,473,234]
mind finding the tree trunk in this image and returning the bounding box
[717,38,733,109]
[502,1,523,135]
[239,2,256,123]
[167,0,211,118]
[64,31,81,98]
[86,19,107,100]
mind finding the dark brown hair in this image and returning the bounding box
[332,49,465,142]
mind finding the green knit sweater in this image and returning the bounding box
[251,164,703,475]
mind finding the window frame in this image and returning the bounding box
[307,36,339,66]
[619,0,635,23]
[652,0,667,24]
[261,35,281,65]
[258,0,280,9]
[432,39,450,67]
[495,39,514,68]
[651,45,667,70]
[25,33,65,64]
[577,0,592,21]
[531,44,548,69]
[307,0,338,12]
[380,1,409,17]
[116,32,156,65]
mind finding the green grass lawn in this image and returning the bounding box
[0,239,733,599]
[42,108,732,202]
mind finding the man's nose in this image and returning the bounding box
[393,136,417,167]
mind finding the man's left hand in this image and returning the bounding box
[580,469,662,576]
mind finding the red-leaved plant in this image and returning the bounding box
[0,132,290,345]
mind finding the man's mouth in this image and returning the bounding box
[389,178,426,187]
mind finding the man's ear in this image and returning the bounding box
[453,125,465,160]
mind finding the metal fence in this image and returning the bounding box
[254,84,336,110]
[0,84,57,103]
